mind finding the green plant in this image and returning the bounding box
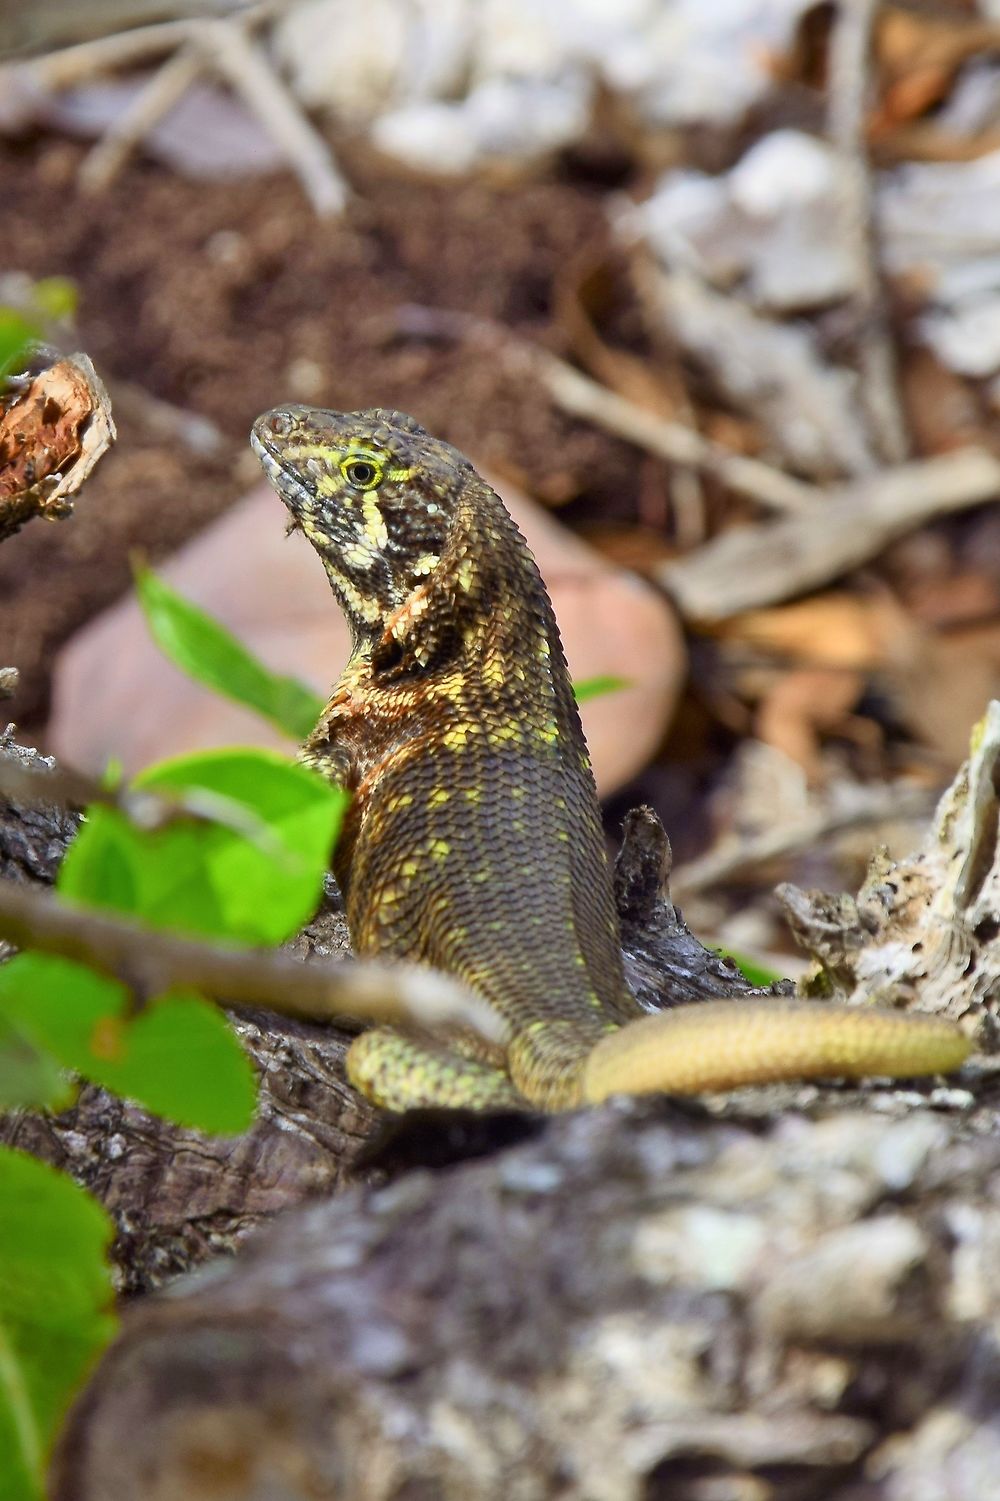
[0,555,350,1496]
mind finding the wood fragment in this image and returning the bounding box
[779,698,1000,1039]
[0,349,115,542]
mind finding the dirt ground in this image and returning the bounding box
[0,134,644,728]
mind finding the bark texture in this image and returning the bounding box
[53,1096,1000,1501]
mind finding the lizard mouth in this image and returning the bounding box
[250,427,313,520]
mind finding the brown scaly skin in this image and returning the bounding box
[251,406,971,1113]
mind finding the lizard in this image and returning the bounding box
[250,404,971,1113]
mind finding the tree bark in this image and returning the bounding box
[52,1093,1000,1501]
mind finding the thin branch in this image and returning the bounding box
[11,5,276,88]
[0,752,113,815]
[659,445,1000,621]
[201,21,349,217]
[78,44,203,194]
[828,0,910,464]
[0,879,502,1040]
[534,349,820,515]
[395,304,820,516]
[672,782,935,898]
[0,752,287,842]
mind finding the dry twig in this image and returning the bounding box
[672,782,935,898]
[828,0,910,464]
[660,446,1000,621]
[396,304,819,516]
[78,42,202,192]
[5,2,347,216]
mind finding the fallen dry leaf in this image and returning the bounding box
[872,7,1000,134]
[712,592,909,672]
[755,666,870,781]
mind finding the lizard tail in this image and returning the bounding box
[581,999,972,1103]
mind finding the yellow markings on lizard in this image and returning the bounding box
[464,787,481,804]
[428,788,451,807]
[487,722,522,747]
[412,553,440,576]
[456,557,475,593]
[362,496,388,550]
[336,573,382,624]
[442,723,478,750]
[428,838,451,859]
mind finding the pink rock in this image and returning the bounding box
[49,475,684,796]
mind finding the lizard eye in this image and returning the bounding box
[341,456,383,490]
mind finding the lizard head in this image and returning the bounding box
[252,403,558,682]
[251,404,477,643]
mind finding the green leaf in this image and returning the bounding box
[135,564,324,739]
[573,675,629,704]
[0,1017,72,1113]
[104,989,257,1133]
[0,1147,115,1501]
[0,955,256,1135]
[58,748,346,946]
[714,949,784,988]
[0,312,38,380]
